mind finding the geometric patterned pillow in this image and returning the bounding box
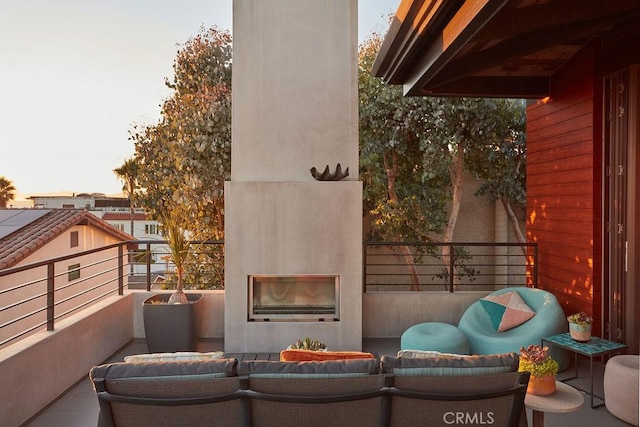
[480,291,535,332]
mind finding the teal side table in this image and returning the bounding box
[542,333,627,408]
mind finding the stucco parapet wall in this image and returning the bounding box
[362,291,493,338]
[0,294,133,427]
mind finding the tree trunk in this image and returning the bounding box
[501,198,526,249]
[501,197,532,285]
[385,148,421,291]
[168,267,189,304]
[442,144,465,290]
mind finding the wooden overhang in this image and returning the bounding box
[372,0,640,98]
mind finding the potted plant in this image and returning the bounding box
[287,337,327,351]
[518,345,559,395]
[567,311,593,342]
[142,210,204,353]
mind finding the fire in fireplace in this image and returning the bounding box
[248,275,339,321]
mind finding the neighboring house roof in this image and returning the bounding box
[0,209,134,270]
[102,212,149,221]
[372,0,640,97]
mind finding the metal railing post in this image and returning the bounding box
[533,244,538,288]
[118,245,124,295]
[146,242,152,291]
[46,262,55,331]
[449,243,455,293]
[362,242,367,293]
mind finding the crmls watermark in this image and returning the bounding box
[443,412,495,425]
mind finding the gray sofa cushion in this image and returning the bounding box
[387,372,528,427]
[90,359,245,427]
[381,352,519,376]
[239,359,386,427]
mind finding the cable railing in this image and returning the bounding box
[0,240,223,349]
[127,240,224,291]
[363,241,538,292]
[0,242,126,348]
[0,240,536,348]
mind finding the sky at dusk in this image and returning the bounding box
[0,0,397,204]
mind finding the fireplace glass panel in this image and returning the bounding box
[249,275,339,321]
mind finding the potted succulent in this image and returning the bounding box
[142,210,204,353]
[518,345,559,396]
[567,311,593,342]
[287,337,327,351]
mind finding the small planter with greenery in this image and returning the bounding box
[567,311,593,342]
[287,337,327,351]
[519,345,559,396]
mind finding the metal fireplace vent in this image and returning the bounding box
[248,275,339,321]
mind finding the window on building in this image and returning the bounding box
[62,204,74,209]
[68,263,80,281]
[70,231,79,247]
[145,224,158,235]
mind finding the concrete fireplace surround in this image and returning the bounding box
[224,0,362,352]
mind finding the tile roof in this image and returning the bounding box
[0,209,134,270]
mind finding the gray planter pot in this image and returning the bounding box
[142,293,204,353]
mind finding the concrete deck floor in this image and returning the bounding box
[25,339,631,427]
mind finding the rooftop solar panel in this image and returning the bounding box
[0,209,50,239]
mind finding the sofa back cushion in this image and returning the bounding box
[90,359,246,427]
[387,372,528,427]
[239,359,386,427]
[381,353,526,427]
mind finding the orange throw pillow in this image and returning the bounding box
[280,349,375,362]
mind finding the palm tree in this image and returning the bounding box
[113,159,139,276]
[113,159,139,237]
[0,177,16,208]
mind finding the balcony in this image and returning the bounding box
[0,242,629,426]
[27,340,626,427]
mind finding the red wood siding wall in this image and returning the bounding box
[526,44,602,335]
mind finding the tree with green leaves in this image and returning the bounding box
[0,177,16,208]
[424,97,527,283]
[466,99,527,246]
[129,25,231,242]
[359,34,526,289]
[125,25,231,289]
[359,33,450,290]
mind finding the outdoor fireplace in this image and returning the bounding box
[225,0,361,352]
[248,275,339,321]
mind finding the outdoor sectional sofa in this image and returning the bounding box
[89,351,529,427]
